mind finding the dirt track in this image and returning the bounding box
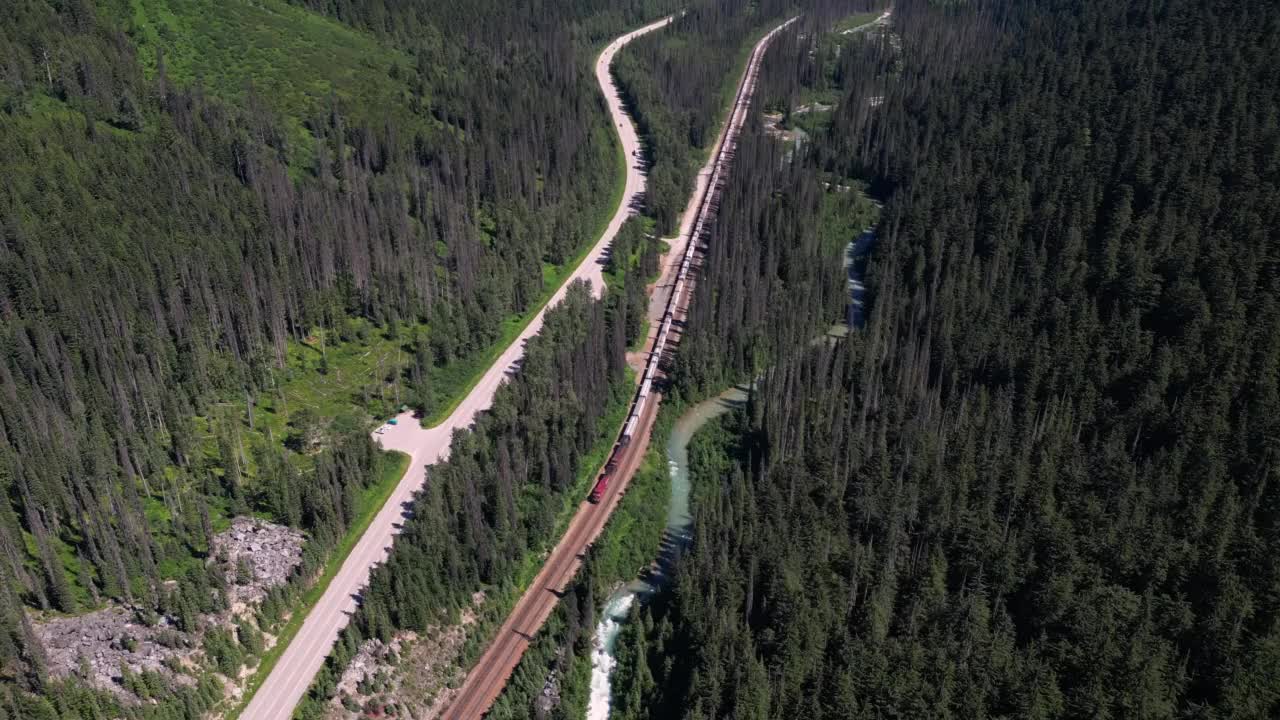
[441,16,798,720]
[237,15,673,720]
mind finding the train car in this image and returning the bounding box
[589,457,619,503]
[621,413,639,445]
[588,473,608,503]
[589,20,774,504]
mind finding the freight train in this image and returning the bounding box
[589,18,794,504]
[588,189,704,503]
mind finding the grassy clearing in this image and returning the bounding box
[779,11,887,133]
[191,316,418,507]
[818,183,880,255]
[121,0,434,167]
[224,449,410,720]
[833,10,885,34]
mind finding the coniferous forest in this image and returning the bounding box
[612,0,791,233]
[3,0,1279,717]
[0,0,682,716]
[611,0,1280,718]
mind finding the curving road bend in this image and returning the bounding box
[441,16,798,720]
[237,15,674,720]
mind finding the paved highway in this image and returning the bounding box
[441,16,798,719]
[237,15,674,720]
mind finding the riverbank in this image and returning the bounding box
[587,386,748,718]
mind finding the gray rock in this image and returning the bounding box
[212,517,304,606]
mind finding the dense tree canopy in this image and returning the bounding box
[301,282,631,718]
[613,0,1280,717]
[612,0,876,232]
[0,0,676,714]
[612,0,801,233]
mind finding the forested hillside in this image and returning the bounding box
[614,0,1280,717]
[612,0,796,233]
[669,124,876,396]
[302,281,634,719]
[0,0,676,715]
[613,0,876,235]
[469,3,881,717]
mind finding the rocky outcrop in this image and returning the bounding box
[535,665,562,716]
[31,516,303,702]
[33,606,197,699]
[327,593,486,720]
[212,517,304,609]
[335,634,409,699]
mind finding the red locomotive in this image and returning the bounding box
[589,458,619,503]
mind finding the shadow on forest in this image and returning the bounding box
[502,338,532,379]
[638,529,693,587]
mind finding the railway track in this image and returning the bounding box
[441,15,798,719]
[237,14,674,720]
[442,397,660,720]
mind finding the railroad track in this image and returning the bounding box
[441,15,798,719]
[236,14,674,720]
[442,396,660,720]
